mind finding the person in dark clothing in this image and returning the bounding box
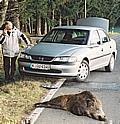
[0,21,31,82]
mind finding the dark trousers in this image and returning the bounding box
[3,56,17,80]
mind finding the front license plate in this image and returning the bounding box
[30,64,50,70]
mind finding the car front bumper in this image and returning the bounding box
[18,58,80,77]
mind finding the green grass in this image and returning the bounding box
[0,49,57,124]
[0,79,47,124]
[108,32,120,37]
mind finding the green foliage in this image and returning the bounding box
[19,0,48,23]
[18,0,120,31]
[19,0,33,23]
[87,0,120,26]
[61,0,84,19]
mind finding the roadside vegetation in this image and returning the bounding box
[0,49,57,124]
[109,32,120,37]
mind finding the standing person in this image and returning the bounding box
[0,21,31,83]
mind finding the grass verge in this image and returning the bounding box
[0,49,58,124]
[0,78,48,124]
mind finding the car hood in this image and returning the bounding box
[25,42,83,57]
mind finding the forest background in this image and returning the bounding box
[1,0,120,35]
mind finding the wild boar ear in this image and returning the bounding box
[86,98,95,107]
[86,98,91,107]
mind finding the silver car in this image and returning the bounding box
[18,26,117,81]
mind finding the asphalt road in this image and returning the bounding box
[35,35,120,124]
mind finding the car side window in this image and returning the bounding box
[98,30,109,43]
[42,30,56,42]
[90,30,100,45]
[55,31,65,42]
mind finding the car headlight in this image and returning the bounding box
[53,56,77,62]
[19,53,31,59]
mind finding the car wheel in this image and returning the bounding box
[76,60,90,82]
[105,54,115,72]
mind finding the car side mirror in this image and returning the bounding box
[36,39,40,44]
[36,36,44,44]
[102,37,108,43]
[97,41,101,45]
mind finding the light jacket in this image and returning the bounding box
[0,27,30,57]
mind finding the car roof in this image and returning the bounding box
[53,26,102,31]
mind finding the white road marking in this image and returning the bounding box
[22,78,66,124]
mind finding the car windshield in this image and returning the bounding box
[41,29,89,45]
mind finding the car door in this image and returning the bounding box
[97,29,112,66]
[89,30,105,71]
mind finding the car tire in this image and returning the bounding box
[105,54,115,72]
[76,60,90,82]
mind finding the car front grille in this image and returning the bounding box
[31,55,54,62]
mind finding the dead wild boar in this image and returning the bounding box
[35,91,107,121]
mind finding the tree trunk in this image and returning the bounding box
[35,15,41,36]
[28,18,31,34]
[24,23,28,32]
[44,18,47,34]
[41,17,45,35]
[6,0,20,29]
[52,9,55,20]
[31,19,33,34]
[51,9,55,28]
[0,0,9,27]
[70,20,73,26]
[59,13,62,26]
[36,15,41,36]
[67,18,69,26]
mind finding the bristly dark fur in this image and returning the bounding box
[35,91,107,121]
